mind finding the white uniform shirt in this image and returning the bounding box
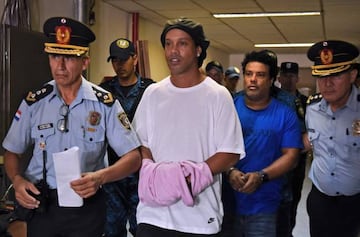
[306,85,360,196]
[2,79,140,188]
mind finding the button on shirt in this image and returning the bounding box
[2,78,140,188]
[306,85,360,196]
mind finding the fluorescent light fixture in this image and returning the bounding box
[213,11,320,18]
[255,43,314,48]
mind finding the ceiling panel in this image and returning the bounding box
[258,0,321,11]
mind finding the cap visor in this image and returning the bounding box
[107,55,131,62]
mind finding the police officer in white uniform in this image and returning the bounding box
[306,40,360,237]
[2,17,141,237]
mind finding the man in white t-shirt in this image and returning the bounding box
[132,17,246,237]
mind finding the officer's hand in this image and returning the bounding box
[70,172,102,198]
[12,175,40,209]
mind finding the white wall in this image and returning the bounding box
[28,0,76,32]
[90,0,132,84]
[138,18,168,81]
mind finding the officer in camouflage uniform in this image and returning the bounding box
[99,38,154,237]
[277,62,309,237]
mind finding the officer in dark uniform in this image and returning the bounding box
[306,40,360,237]
[99,38,154,237]
[2,17,141,237]
[278,62,309,237]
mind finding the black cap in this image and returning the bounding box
[205,60,223,73]
[107,38,136,62]
[43,17,95,56]
[307,40,359,77]
[225,66,240,79]
[160,17,210,67]
[280,62,299,74]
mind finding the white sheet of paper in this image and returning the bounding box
[52,146,83,207]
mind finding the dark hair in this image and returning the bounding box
[160,17,210,68]
[241,50,279,80]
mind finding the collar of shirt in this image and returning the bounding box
[319,85,359,113]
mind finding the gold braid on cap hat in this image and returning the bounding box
[44,43,89,56]
[311,60,355,76]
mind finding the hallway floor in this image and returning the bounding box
[292,158,311,237]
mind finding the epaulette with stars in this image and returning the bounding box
[92,86,114,106]
[306,93,323,105]
[25,84,54,106]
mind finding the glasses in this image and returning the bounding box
[57,104,69,133]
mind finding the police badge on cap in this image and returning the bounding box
[43,17,95,56]
[307,40,359,77]
[280,62,299,74]
[107,38,136,62]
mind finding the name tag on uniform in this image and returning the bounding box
[38,123,53,130]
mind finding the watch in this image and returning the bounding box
[227,167,237,177]
[257,170,269,183]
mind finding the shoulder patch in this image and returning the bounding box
[306,93,323,105]
[92,86,115,106]
[25,84,54,105]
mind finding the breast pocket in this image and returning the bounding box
[345,135,360,164]
[76,125,106,155]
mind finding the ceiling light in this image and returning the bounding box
[255,43,314,48]
[213,11,321,18]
